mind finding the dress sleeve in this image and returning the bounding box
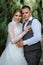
[8,23,26,44]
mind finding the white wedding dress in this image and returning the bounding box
[0,20,27,65]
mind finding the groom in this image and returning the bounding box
[16,5,42,65]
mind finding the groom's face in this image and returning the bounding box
[22,8,31,21]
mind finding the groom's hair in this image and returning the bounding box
[22,5,31,10]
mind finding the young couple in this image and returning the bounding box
[0,5,42,65]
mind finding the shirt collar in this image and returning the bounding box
[29,16,33,21]
[24,16,33,23]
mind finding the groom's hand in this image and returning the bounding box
[16,40,23,47]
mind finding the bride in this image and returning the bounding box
[0,9,31,65]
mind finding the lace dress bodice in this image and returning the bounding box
[8,20,26,44]
[13,21,22,37]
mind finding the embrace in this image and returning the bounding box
[0,5,42,65]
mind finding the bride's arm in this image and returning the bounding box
[8,23,28,44]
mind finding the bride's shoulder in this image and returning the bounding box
[8,22,13,27]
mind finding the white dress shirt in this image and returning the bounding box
[23,16,41,46]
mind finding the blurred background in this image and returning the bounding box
[0,0,43,65]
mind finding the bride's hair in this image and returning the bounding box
[13,8,22,16]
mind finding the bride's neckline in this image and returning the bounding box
[12,20,20,25]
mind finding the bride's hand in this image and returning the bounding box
[24,25,31,33]
[16,40,23,47]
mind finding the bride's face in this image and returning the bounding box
[13,11,22,23]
